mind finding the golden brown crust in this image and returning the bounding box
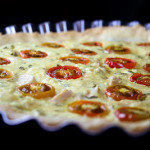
[1,25,150,135]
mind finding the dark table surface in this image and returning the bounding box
[0,113,150,148]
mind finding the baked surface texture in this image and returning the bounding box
[1,25,150,135]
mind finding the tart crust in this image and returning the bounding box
[1,25,150,136]
[0,25,149,46]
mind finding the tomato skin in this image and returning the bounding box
[68,100,109,117]
[115,107,150,122]
[20,50,48,58]
[0,57,11,65]
[82,42,102,47]
[41,42,64,48]
[143,63,150,73]
[137,43,150,46]
[71,48,97,56]
[0,68,12,79]
[47,66,82,80]
[130,73,150,86]
[18,83,55,99]
[59,56,90,64]
[104,57,136,69]
[104,46,130,54]
[105,85,143,101]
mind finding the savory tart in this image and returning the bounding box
[1,25,150,135]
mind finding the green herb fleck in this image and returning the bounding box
[11,51,18,56]
[19,66,25,70]
[28,65,32,68]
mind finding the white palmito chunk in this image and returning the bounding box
[17,74,36,85]
[108,76,122,85]
[52,89,72,103]
[86,86,100,98]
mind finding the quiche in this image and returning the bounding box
[1,25,150,135]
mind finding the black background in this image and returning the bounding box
[1,0,150,148]
[1,0,150,29]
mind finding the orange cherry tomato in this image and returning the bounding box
[68,100,109,117]
[82,41,102,47]
[130,73,150,86]
[143,63,150,73]
[0,68,12,79]
[105,85,143,101]
[137,43,150,46]
[41,42,64,48]
[0,57,11,65]
[104,45,130,54]
[115,107,150,122]
[104,57,136,69]
[71,48,97,56]
[18,83,55,99]
[47,66,82,80]
[59,56,90,64]
[20,50,48,58]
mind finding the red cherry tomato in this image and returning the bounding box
[105,85,143,101]
[47,66,82,80]
[0,57,11,65]
[104,57,136,69]
[20,50,48,58]
[41,42,64,48]
[137,43,150,46]
[82,42,102,47]
[115,107,150,122]
[71,48,97,55]
[0,68,12,79]
[18,83,55,99]
[143,63,150,73]
[104,46,130,54]
[59,56,90,64]
[68,100,109,117]
[130,73,150,86]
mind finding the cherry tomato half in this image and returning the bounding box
[104,57,136,69]
[105,85,143,101]
[0,57,11,65]
[143,63,150,73]
[59,56,90,64]
[104,45,130,54]
[47,66,82,80]
[20,50,48,58]
[68,100,109,117]
[115,107,150,122]
[137,43,150,46]
[82,42,102,47]
[0,68,12,79]
[130,73,150,86]
[41,42,64,48]
[18,83,55,99]
[71,48,97,55]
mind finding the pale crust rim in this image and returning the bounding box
[0,25,150,46]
